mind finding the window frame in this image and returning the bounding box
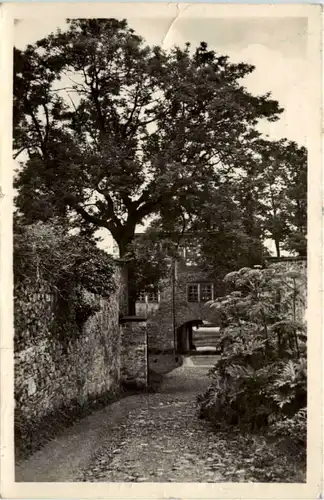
[187,283,199,303]
[187,283,214,303]
[200,283,213,302]
[137,288,160,303]
[147,289,159,303]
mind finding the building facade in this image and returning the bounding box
[135,235,224,353]
[135,233,307,354]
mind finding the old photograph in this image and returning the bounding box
[1,3,322,496]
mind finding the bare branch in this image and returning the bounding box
[42,103,50,146]
[65,91,78,112]
[13,147,27,160]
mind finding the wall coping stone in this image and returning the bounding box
[119,316,147,324]
[265,256,307,262]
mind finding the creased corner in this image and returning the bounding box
[161,3,190,48]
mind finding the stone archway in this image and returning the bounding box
[147,298,220,353]
[176,319,203,354]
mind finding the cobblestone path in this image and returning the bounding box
[77,364,224,482]
[17,362,226,482]
[16,359,304,483]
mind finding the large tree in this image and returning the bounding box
[14,18,283,314]
[236,138,307,257]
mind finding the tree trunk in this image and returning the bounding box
[119,265,129,318]
[128,266,137,316]
[118,237,136,317]
[275,239,281,258]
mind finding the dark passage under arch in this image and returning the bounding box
[176,320,222,354]
[176,320,203,354]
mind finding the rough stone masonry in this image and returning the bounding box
[14,276,121,456]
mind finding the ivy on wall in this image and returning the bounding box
[14,220,117,349]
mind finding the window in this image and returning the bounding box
[200,284,213,302]
[147,290,158,302]
[187,283,214,303]
[137,289,159,303]
[187,284,199,302]
[137,291,146,302]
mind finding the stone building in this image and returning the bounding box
[135,234,307,355]
[135,234,224,354]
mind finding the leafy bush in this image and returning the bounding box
[14,220,117,347]
[14,220,116,297]
[269,407,306,445]
[198,263,307,447]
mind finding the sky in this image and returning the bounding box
[14,16,308,255]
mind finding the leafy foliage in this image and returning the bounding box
[14,220,117,346]
[147,185,269,281]
[127,230,171,296]
[198,263,307,448]
[14,18,307,319]
[14,19,286,313]
[241,139,307,257]
[14,219,116,295]
[269,407,307,445]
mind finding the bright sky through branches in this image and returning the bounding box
[14,17,308,255]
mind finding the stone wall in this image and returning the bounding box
[14,275,121,455]
[120,319,148,389]
[135,301,159,316]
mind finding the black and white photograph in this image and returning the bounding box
[0,2,322,497]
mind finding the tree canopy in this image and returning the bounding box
[233,138,307,258]
[14,18,306,312]
[14,19,283,240]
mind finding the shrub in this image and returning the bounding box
[198,263,307,446]
[14,221,116,297]
[14,220,117,348]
